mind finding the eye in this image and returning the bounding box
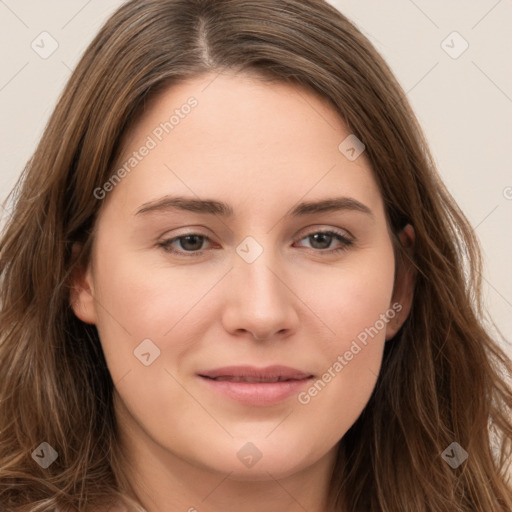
[158,233,212,256]
[158,228,353,257]
[293,229,353,254]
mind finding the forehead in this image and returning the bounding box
[107,72,383,219]
[129,72,352,154]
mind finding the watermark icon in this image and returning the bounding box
[31,31,59,59]
[298,302,402,404]
[237,442,263,468]
[503,186,512,200]
[441,31,469,60]
[93,96,198,200]
[441,441,468,469]
[236,236,264,264]
[31,442,58,469]
[134,338,161,366]
[338,134,365,161]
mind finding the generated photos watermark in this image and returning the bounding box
[93,96,198,200]
[297,302,402,405]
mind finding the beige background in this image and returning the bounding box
[0,0,511,357]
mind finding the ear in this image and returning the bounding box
[69,243,97,325]
[386,224,415,340]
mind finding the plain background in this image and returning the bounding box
[0,0,511,358]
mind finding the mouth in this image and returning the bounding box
[197,365,314,406]
[202,375,304,382]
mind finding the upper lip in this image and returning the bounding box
[198,365,314,382]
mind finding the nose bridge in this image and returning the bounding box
[222,235,297,338]
[234,237,286,306]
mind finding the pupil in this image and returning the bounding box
[311,233,331,249]
[181,235,203,251]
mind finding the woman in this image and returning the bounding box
[1,0,511,510]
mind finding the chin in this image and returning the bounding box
[196,435,322,481]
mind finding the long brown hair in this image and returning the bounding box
[1,1,511,510]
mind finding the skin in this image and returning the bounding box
[72,71,414,512]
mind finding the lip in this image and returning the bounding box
[197,365,314,406]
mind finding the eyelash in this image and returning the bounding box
[157,229,353,257]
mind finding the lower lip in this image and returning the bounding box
[198,376,313,406]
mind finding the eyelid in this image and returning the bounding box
[294,224,353,242]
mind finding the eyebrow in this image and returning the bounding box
[135,195,374,218]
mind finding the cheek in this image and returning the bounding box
[294,247,396,439]
[303,238,396,347]
[90,247,215,378]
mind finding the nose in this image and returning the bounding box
[221,247,299,341]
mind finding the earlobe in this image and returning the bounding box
[386,224,416,340]
[69,243,97,325]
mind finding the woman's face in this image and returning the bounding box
[72,72,412,481]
